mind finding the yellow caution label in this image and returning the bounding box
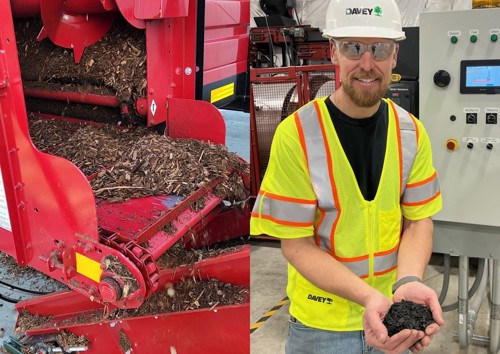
[75,253,102,283]
[210,82,235,103]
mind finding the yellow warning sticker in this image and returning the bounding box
[75,253,102,283]
[210,82,235,103]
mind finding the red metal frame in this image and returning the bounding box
[16,246,250,353]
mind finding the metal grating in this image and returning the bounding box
[250,65,338,194]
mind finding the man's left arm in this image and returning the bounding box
[393,217,445,352]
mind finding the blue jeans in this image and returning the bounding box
[286,316,408,354]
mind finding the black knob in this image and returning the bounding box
[450,115,456,122]
[434,70,451,88]
[487,143,494,150]
[467,142,474,149]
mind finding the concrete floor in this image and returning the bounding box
[250,239,497,354]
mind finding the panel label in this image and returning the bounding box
[491,29,500,35]
[463,107,481,113]
[448,30,462,36]
[469,29,479,35]
[462,137,479,143]
[481,137,500,144]
[485,107,500,113]
[0,168,12,232]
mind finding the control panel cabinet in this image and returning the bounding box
[420,8,500,227]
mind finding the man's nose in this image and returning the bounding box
[358,51,376,70]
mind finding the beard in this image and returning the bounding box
[342,72,389,108]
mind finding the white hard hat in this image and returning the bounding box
[322,0,406,41]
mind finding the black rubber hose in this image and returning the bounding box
[440,257,486,312]
[0,292,20,303]
[0,280,53,295]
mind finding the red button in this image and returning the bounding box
[446,139,458,151]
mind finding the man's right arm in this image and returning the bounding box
[281,236,380,306]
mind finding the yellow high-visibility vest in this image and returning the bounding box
[251,97,442,331]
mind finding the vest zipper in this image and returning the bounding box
[367,202,375,279]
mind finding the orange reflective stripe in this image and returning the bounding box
[295,113,309,167]
[402,173,440,205]
[296,102,340,253]
[392,100,404,197]
[403,190,441,207]
[406,171,437,188]
[253,192,316,226]
[336,245,398,278]
[390,101,418,197]
[250,212,314,227]
[314,101,342,256]
[258,190,316,204]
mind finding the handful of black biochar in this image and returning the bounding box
[383,300,435,336]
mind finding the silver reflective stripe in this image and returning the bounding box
[392,103,417,196]
[402,174,440,205]
[339,258,369,277]
[254,193,316,225]
[296,103,338,252]
[374,251,398,275]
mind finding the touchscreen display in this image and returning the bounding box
[466,66,500,87]
[461,60,500,94]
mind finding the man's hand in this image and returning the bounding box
[363,293,424,353]
[393,281,445,352]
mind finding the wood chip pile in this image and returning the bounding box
[16,278,249,331]
[15,17,146,102]
[28,117,249,203]
[156,238,246,269]
[110,278,249,318]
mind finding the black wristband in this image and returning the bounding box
[392,276,422,294]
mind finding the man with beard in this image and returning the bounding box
[250,0,445,353]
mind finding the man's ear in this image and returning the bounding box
[392,44,399,69]
[330,40,339,65]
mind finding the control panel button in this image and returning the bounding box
[470,34,478,42]
[487,143,494,150]
[433,70,451,87]
[450,115,457,122]
[492,34,498,42]
[446,139,459,151]
[466,113,478,124]
[451,36,458,43]
[486,113,498,124]
[467,142,474,149]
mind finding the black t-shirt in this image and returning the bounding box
[324,97,388,201]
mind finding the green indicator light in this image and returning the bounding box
[492,34,498,42]
[470,35,477,43]
[451,36,458,43]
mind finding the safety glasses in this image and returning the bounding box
[333,40,396,61]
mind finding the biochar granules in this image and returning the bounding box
[383,300,435,336]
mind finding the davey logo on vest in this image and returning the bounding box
[307,294,333,304]
[346,7,383,16]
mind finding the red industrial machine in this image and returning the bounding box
[0,0,250,353]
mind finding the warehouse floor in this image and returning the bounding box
[250,239,496,354]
